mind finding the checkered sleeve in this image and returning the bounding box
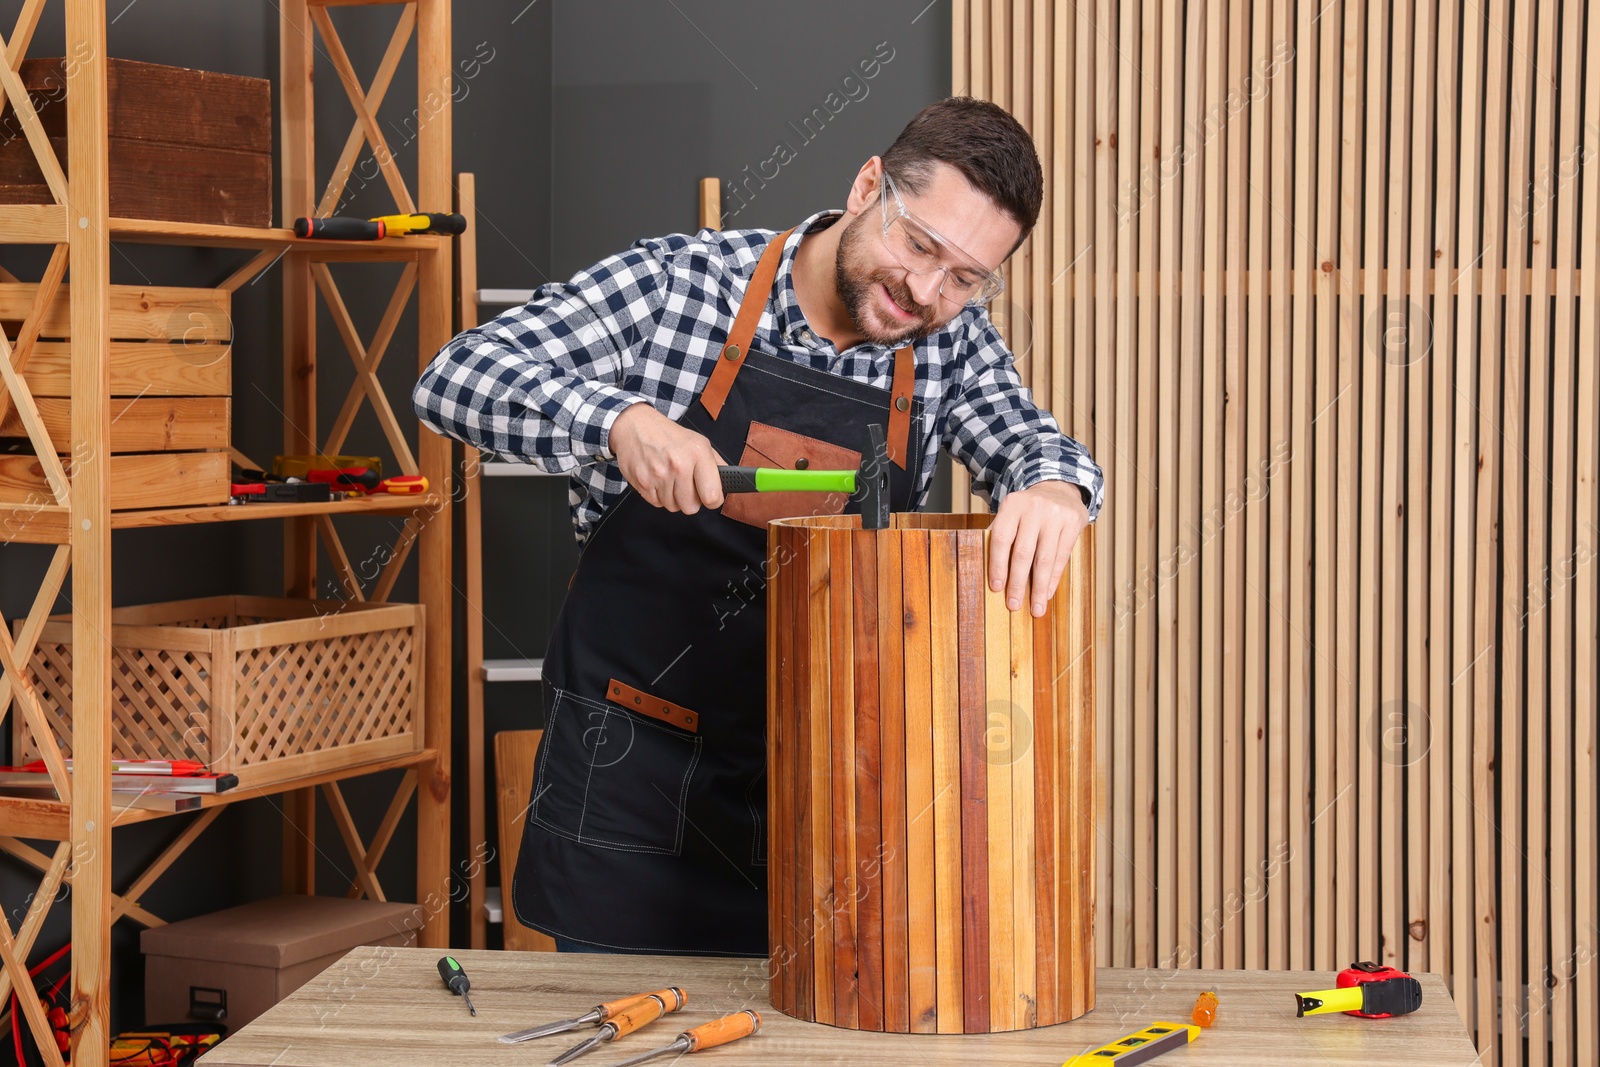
[412,244,669,471]
[941,315,1105,519]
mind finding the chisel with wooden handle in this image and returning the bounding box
[499,987,686,1044]
[547,994,668,1066]
[607,1010,763,1067]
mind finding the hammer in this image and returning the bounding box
[718,423,890,529]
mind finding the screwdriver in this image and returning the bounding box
[608,1010,763,1067]
[500,987,687,1043]
[548,993,667,1066]
[437,956,476,1016]
[373,212,468,236]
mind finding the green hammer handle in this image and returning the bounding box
[718,467,857,494]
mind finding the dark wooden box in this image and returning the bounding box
[0,57,272,228]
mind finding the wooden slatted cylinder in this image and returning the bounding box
[767,513,1094,1033]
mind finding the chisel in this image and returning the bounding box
[607,1010,763,1067]
[499,987,686,1044]
[547,993,668,1066]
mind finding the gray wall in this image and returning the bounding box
[550,1,951,273]
[478,0,953,956]
[0,0,946,1038]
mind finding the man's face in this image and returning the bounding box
[834,161,1021,345]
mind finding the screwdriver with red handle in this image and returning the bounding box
[607,1011,763,1067]
[547,994,669,1066]
[499,987,686,1044]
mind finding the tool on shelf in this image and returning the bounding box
[437,956,476,1016]
[375,212,468,236]
[302,469,428,495]
[293,212,467,240]
[269,456,427,496]
[304,467,381,492]
[378,474,428,494]
[1063,1021,1200,1065]
[6,761,238,794]
[229,481,334,503]
[1191,990,1218,1028]
[1294,962,1422,1019]
[547,993,669,1066]
[500,987,687,1044]
[607,1010,762,1067]
[717,422,891,530]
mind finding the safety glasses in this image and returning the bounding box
[878,170,1006,308]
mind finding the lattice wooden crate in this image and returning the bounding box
[11,595,424,788]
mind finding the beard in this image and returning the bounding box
[834,211,941,345]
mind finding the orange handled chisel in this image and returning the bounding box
[607,1011,763,1067]
[548,994,669,1066]
[500,988,686,1044]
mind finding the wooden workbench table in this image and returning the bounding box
[197,947,1480,1066]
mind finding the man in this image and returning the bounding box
[414,97,1103,956]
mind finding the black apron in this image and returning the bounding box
[512,226,925,955]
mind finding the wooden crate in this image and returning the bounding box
[766,515,1095,1034]
[0,57,272,227]
[0,281,232,509]
[12,596,425,788]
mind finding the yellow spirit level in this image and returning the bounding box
[1064,1021,1201,1065]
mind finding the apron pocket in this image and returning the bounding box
[720,420,861,530]
[531,687,704,855]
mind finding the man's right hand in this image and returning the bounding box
[609,403,726,514]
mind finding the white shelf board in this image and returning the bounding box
[483,658,543,683]
[477,288,536,305]
[481,462,564,477]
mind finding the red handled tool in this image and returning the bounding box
[305,466,380,491]
[499,987,686,1044]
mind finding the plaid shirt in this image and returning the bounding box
[413,211,1104,544]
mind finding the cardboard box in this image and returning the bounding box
[0,57,272,227]
[141,895,422,1029]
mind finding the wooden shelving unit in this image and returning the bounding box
[0,4,454,1066]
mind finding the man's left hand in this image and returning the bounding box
[988,480,1090,617]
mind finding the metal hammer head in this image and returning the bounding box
[857,423,890,530]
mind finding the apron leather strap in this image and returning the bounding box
[699,225,917,470]
[699,227,796,421]
[886,338,915,470]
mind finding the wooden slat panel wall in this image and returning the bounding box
[954,3,1600,1063]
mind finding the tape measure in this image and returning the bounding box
[1063,1021,1201,1065]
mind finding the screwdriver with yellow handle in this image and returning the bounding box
[292,213,467,240]
[607,1010,763,1067]
[547,993,670,1066]
[499,987,686,1044]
